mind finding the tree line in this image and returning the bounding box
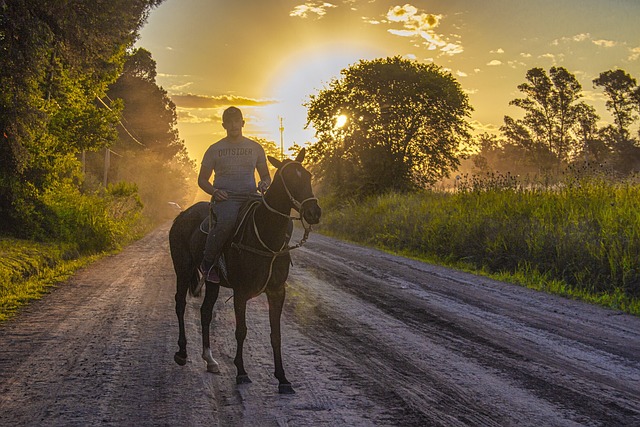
[474,67,640,178]
[305,57,640,198]
[0,0,195,248]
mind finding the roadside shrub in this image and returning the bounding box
[318,176,640,308]
[41,182,143,253]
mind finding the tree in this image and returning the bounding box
[305,56,472,196]
[572,102,607,163]
[593,69,638,142]
[87,47,197,220]
[0,0,163,236]
[107,48,182,161]
[501,67,583,170]
[593,69,640,174]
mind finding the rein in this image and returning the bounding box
[258,160,317,252]
[229,161,317,296]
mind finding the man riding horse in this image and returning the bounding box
[197,106,271,286]
[169,106,321,393]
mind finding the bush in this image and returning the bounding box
[318,176,640,311]
[41,181,143,253]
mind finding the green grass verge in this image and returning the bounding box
[317,180,640,316]
[0,238,104,323]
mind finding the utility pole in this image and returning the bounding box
[103,147,110,187]
[278,116,284,160]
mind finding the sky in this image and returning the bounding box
[136,0,640,163]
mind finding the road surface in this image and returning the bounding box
[1,223,639,426]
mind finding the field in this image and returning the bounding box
[318,174,640,315]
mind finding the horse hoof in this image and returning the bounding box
[174,352,187,366]
[236,374,252,384]
[206,362,220,374]
[278,383,295,394]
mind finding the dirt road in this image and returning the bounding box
[1,223,639,426]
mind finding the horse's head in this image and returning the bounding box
[267,148,322,225]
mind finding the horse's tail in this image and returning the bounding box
[169,202,209,297]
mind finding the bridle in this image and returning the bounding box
[228,160,318,296]
[260,160,318,247]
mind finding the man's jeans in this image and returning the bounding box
[202,193,255,266]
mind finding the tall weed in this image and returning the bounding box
[319,176,640,312]
[41,182,143,253]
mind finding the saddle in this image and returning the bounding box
[198,198,259,281]
[198,198,292,283]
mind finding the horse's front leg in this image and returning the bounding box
[174,278,189,366]
[233,293,251,384]
[267,286,294,394]
[201,282,220,373]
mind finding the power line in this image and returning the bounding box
[95,96,145,146]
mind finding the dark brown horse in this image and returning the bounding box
[168,149,321,394]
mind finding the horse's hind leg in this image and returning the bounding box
[201,283,220,373]
[267,286,294,394]
[174,278,189,366]
[233,294,252,384]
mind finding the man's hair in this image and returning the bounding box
[222,106,243,123]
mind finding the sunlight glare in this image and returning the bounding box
[259,42,382,151]
[334,114,348,129]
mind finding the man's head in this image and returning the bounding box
[222,106,244,138]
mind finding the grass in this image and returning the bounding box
[0,238,105,322]
[317,175,640,316]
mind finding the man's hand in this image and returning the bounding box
[258,180,269,194]
[212,189,228,202]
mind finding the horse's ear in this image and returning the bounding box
[268,155,283,168]
[295,148,306,163]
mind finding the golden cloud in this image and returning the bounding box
[290,2,336,19]
[171,94,277,109]
[383,4,461,55]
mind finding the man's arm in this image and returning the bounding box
[256,158,271,193]
[198,162,228,201]
[197,164,215,196]
[257,161,271,186]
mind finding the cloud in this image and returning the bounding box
[470,120,501,135]
[552,33,590,45]
[290,2,336,19]
[537,52,565,65]
[551,33,618,50]
[629,46,640,61]
[487,60,502,66]
[507,60,527,69]
[171,94,277,109]
[581,89,606,103]
[167,82,194,92]
[442,43,464,55]
[387,4,420,22]
[572,33,590,42]
[592,39,617,48]
[177,110,215,124]
[383,4,462,56]
[490,48,504,54]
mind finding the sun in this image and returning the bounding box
[334,114,348,129]
[258,42,383,150]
